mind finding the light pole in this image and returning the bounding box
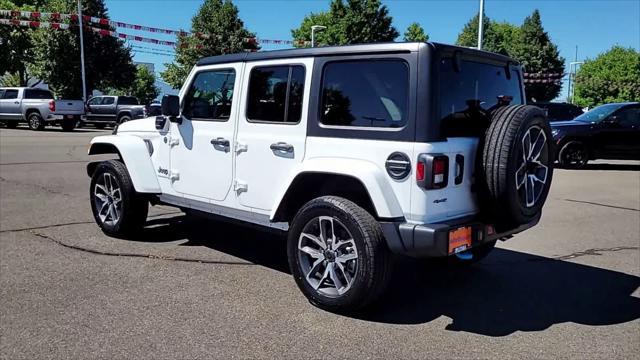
[568,61,584,104]
[311,25,327,48]
[477,0,485,50]
[77,0,87,101]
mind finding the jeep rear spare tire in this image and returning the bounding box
[482,105,554,226]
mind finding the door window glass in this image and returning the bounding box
[2,90,18,99]
[101,97,115,105]
[88,97,102,105]
[183,69,236,121]
[247,65,305,123]
[617,107,640,128]
[320,60,408,128]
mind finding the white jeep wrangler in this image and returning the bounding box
[87,42,553,312]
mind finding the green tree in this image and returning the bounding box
[455,14,519,56]
[403,22,428,42]
[109,65,160,105]
[511,10,565,102]
[30,0,136,99]
[0,0,38,86]
[573,46,640,107]
[161,0,257,89]
[291,0,399,47]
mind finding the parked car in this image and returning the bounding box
[552,102,640,167]
[532,102,584,122]
[0,87,82,131]
[146,102,162,116]
[81,95,146,128]
[86,42,554,312]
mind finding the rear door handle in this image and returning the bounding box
[211,137,230,147]
[270,142,293,152]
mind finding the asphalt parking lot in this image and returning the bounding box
[0,126,638,359]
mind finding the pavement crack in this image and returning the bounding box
[0,175,72,197]
[29,230,255,266]
[563,198,639,212]
[0,211,183,233]
[550,246,639,261]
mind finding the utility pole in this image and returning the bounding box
[477,0,485,50]
[77,0,87,101]
[311,25,327,48]
[567,45,578,103]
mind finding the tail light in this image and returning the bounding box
[48,100,55,112]
[417,154,449,189]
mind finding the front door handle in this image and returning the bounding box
[211,137,230,147]
[270,142,293,152]
[14,101,20,104]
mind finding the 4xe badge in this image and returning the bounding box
[157,166,169,177]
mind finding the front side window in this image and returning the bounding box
[183,69,236,121]
[247,65,305,123]
[24,89,53,99]
[101,97,115,105]
[3,90,18,99]
[87,97,102,105]
[320,60,409,128]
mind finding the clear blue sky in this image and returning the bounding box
[105,0,640,100]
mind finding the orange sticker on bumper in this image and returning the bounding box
[449,226,472,254]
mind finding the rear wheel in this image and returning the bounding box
[117,115,131,124]
[558,140,589,168]
[288,196,391,313]
[27,112,45,131]
[90,160,148,237]
[61,120,76,132]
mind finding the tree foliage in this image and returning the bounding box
[573,46,640,107]
[0,0,37,86]
[511,10,565,102]
[403,22,428,42]
[109,65,159,105]
[161,0,257,89]
[291,0,399,47]
[455,14,519,56]
[29,0,136,99]
[456,10,564,102]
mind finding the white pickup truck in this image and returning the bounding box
[0,87,84,131]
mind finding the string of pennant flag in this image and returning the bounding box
[0,9,309,46]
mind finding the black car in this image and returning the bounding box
[552,102,640,167]
[533,102,584,122]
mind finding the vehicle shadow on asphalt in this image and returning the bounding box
[137,215,640,337]
[557,163,640,171]
[0,126,106,133]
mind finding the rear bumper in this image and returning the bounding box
[380,214,541,258]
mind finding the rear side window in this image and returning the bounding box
[102,97,115,105]
[616,106,640,128]
[183,69,236,121]
[439,58,523,135]
[247,65,305,123]
[2,90,18,99]
[0,90,5,98]
[320,60,409,128]
[118,96,138,105]
[24,89,53,99]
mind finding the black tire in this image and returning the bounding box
[287,196,391,313]
[482,105,554,226]
[95,123,106,129]
[90,160,148,237]
[27,112,45,131]
[118,115,131,124]
[5,121,18,129]
[61,120,76,132]
[558,140,589,168]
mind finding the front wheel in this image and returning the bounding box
[288,196,391,313]
[90,160,148,237]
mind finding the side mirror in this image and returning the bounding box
[161,95,181,123]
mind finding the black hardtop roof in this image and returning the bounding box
[196,41,518,66]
